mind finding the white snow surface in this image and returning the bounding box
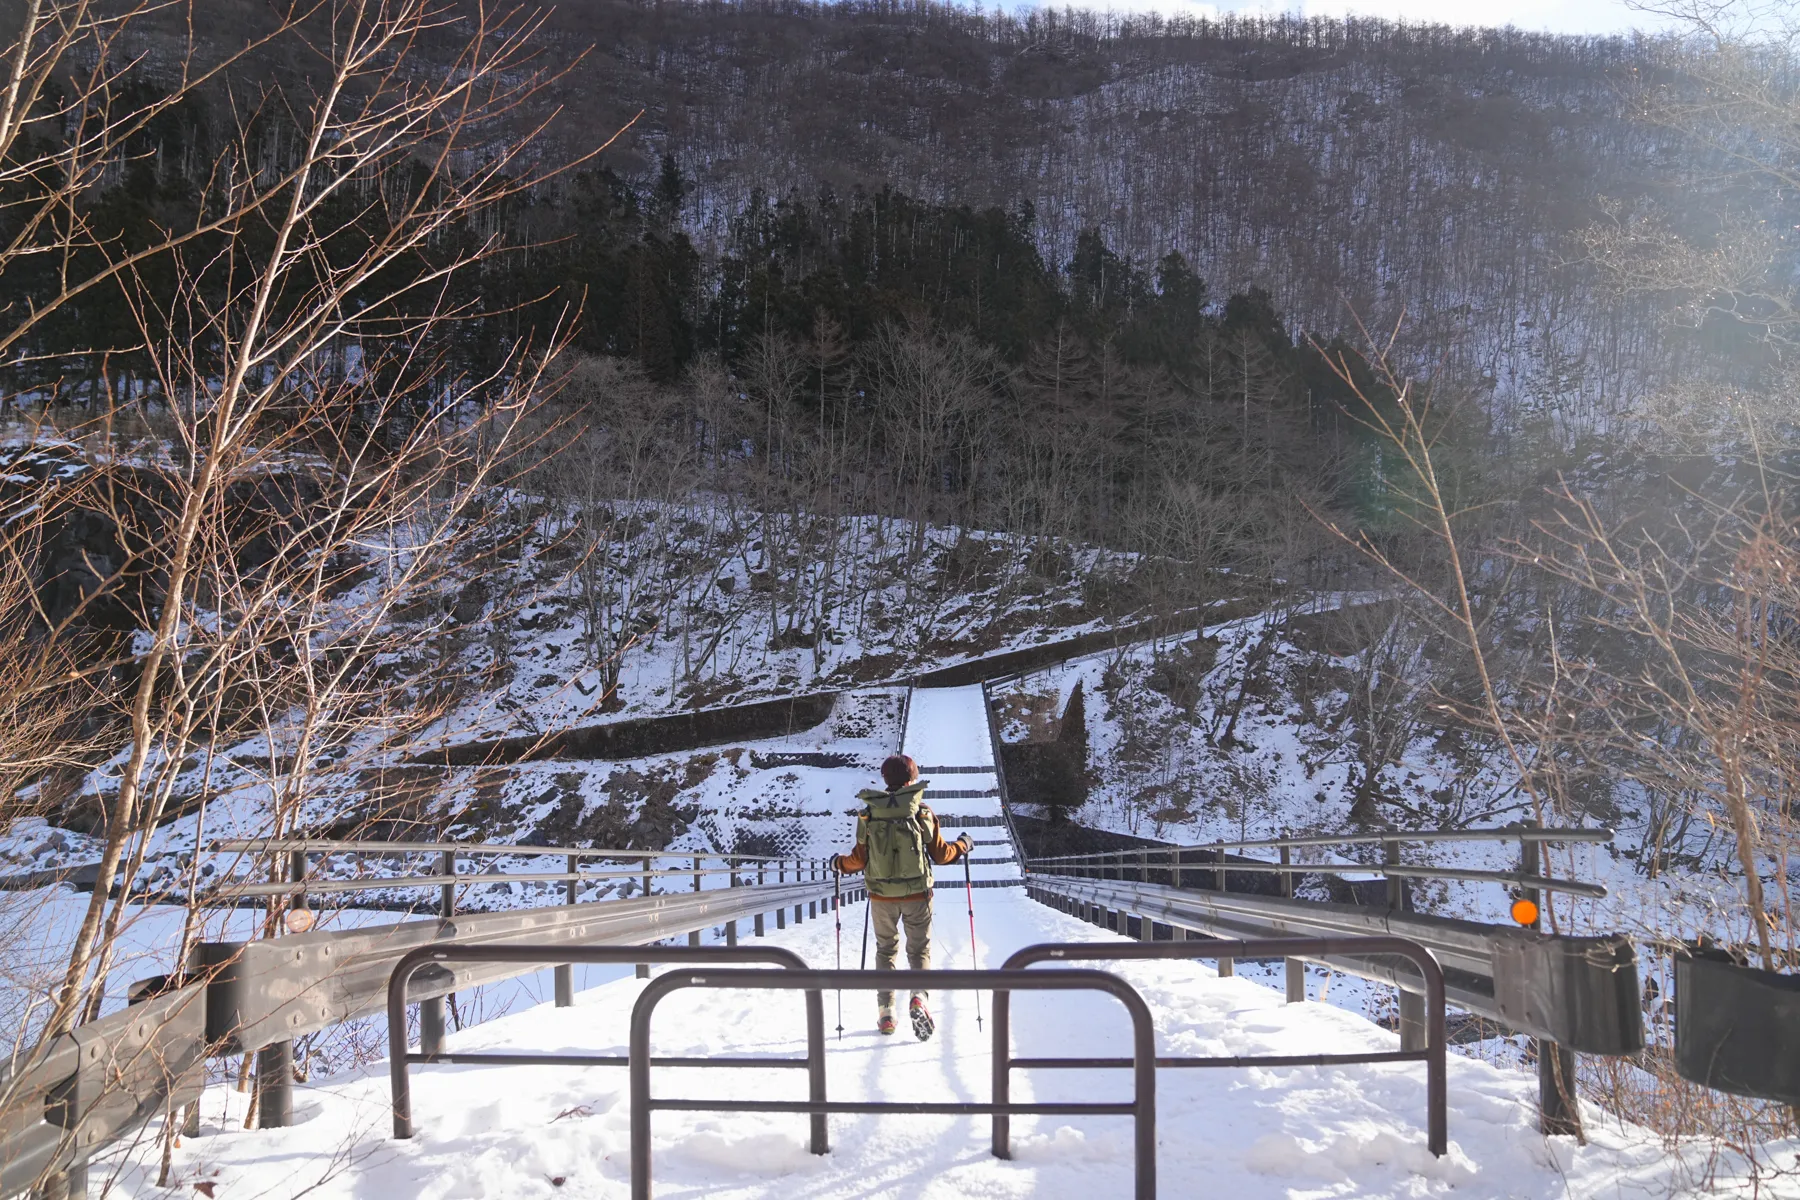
[102,893,1788,1200]
[902,686,1020,885]
[903,686,995,769]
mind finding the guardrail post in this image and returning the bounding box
[637,855,653,979]
[754,863,766,937]
[725,864,739,947]
[250,849,310,1129]
[440,849,456,919]
[1281,846,1304,1003]
[36,1163,87,1199]
[290,848,308,915]
[255,1038,293,1129]
[1521,830,1582,1136]
[776,860,787,929]
[1216,847,1233,975]
[1385,840,1425,1051]
[555,854,578,1007]
[1397,990,1426,1048]
[689,856,702,947]
[420,988,447,1058]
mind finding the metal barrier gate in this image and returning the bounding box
[384,943,827,1145]
[384,935,1449,1199]
[992,937,1448,1158]
[628,966,1157,1200]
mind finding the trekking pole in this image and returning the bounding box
[860,883,871,969]
[833,866,844,1040]
[963,852,983,1031]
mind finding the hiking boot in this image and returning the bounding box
[909,993,934,1042]
[878,1007,896,1035]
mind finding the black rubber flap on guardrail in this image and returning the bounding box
[1491,931,1643,1054]
[1675,946,1800,1105]
[196,940,250,1049]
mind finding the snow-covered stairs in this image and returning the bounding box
[900,685,1024,888]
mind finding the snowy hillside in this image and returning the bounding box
[987,597,1762,1070]
[0,498,1161,893]
[443,506,1147,742]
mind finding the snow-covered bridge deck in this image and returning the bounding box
[70,684,1780,1199]
[902,685,1021,886]
[115,892,1713,1199]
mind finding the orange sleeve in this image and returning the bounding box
[834,817,869,874]
[922,808,967,866]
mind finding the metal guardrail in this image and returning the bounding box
[0,986,208,1199]
[628,965,1159,1200]
[1024,875,1642,1054]
[206,839,824,904]
[979,679,1029,873]
[1032,827,1616,854]
[1027,828,1615,900]
[991,938,1447,1158]
[203,878,847,1056]
[214,839,798,858]
[3,861,849,1198]
[386,944,828,1144]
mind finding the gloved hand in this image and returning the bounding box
[956,834,974,854]
[829,855,846,875]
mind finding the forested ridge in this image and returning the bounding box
[526,0,1764,412]
[30,0,1772,418]
[9,0,1772,578]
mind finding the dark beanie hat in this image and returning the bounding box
[880,754,917,791]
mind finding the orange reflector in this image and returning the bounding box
[1510,897,1540,927]
[285,907,317,934]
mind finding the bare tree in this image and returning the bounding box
[1593,0,1800,353]
[0,1,630,1058]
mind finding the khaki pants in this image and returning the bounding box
[872,894,933,1008]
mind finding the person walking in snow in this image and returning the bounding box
[831,753,974,1040]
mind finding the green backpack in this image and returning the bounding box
[861,781,931,898]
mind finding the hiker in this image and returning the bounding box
[831,753,974,1040]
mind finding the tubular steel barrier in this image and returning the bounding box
[628,967,1158,1200]
[992,938,1448,1159]
[386,944,828,1146]
[1027,833,1612,900]
[1021,875,1643,1056]
[208,839,836,905]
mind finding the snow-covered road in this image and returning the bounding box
[902,685,1021,887]
[104,891,1766,1200]
[903,685,995,771]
